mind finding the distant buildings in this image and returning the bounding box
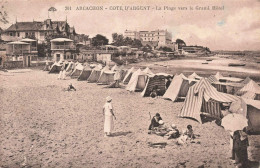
[1,18,82,43]
[50,38,76,61]
[124,29,173,48]
[182,46,210,56]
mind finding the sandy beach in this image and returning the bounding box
[0,66,259,168]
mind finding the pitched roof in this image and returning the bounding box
[5,22,43,31]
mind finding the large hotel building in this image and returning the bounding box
[124,29,172,47]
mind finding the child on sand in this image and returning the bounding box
[67,83,76,91]
[177,125,195,145]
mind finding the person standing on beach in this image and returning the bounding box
[103,96,116,137]
[232,128,249,168]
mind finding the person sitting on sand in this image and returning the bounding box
[150,85,161,98]
[165,124,180,139]
[148,113,162,133]
[177,125,195,145]
[184,125,195,139]
[67,83,76,91]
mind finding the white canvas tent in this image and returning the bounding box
[97,70,115,85]
[229,98,260,133]
[126,69,148,92]
[123,67,134,84]
[143,67,153,74]
[188,72,202,80]
[87,65,107,83]
[70,63,84,78]
[179,78,239,123]
[163,73,197,101]
[239,80,260,100]
[49,62,62,73]
[77,64,92,81]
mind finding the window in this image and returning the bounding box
[25,33,29,37]
[9,32,13,36]
[17,32,20,37]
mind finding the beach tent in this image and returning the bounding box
[87,65,107,83]
[65,62,74,72]
[141,73,172,97]
[241,77,252,85]
[212,82,244,94]
[123,67,134,84]
[207,75,218,83]
[229,98,260,133]
[111,64,118,71]
[97,70,115,85]
[49,62,62,73]
[126,69,148,91]
[179,78,239,123]
[77,65,92,81]
[163,73,197,101]
[143,67,153,74]
[87,69,102,83]
[70,63,84,78]
[188,72,202,80]
[215,72,243,83]
[239,80,260,100]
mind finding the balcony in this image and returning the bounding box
[51,45,76,50]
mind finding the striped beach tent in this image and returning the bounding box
[179,78,239,123]
[141,73,172,97]
[163,73,197,101]
[206,75,218,83]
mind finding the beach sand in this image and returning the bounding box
[0,67,259,167]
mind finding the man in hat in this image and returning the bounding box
[103,96,116,137]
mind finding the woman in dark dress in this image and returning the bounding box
[233,128,249,168]
[148,113,162,132]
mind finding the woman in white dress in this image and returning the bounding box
[103,96,116,137]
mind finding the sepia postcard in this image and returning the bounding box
[0,0,259,167]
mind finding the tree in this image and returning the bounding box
[112,32,143,48]
[159,46,172,52]
[0,1,9,24]
[176,39,186,49]
[92,34,109,46]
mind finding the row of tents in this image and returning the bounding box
[47,61,260,133]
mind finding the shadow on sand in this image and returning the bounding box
[110,131,132,137]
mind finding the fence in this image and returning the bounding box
[3,61,23,69]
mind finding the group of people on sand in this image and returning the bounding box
[148,113,195,143]
[102,98,195,145]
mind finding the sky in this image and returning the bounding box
[1,0,260,51]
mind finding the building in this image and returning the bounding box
[2,19,76,43]
[124,29,172,48]
[182,46,209,56]
[50,38,76,61]
[5,39,38,67]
